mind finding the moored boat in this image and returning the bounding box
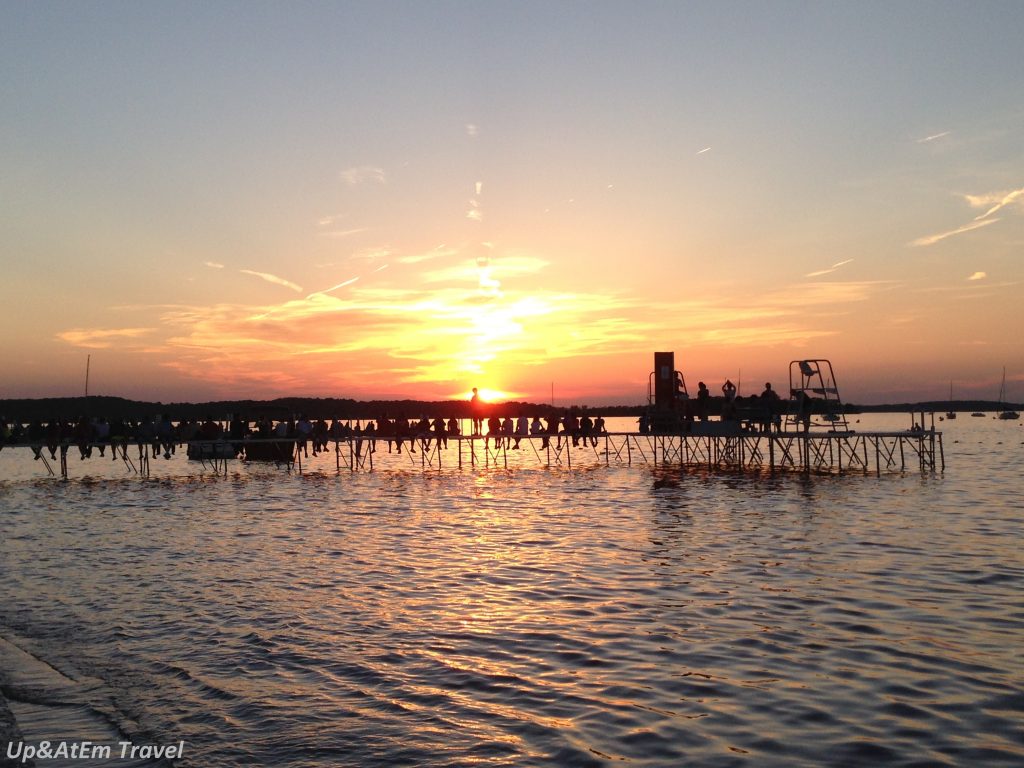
[996,367,1020,420]
[187,441,237,460]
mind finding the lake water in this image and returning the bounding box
[1,414,1022,767]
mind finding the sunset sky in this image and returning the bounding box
[3,1,1022,405]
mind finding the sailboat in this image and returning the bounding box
[945,381,957,420]
[997,367,1019,420]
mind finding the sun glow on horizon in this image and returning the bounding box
[452,388,518,403]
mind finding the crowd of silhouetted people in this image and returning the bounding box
[641,379,790,434]
[0,379,830,466]
[0,409,616,464]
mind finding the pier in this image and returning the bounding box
[0,425,943,479]
[0,357,948,479]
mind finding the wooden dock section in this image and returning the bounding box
[336,430,944,475]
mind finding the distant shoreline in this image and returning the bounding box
[1,395,1021,423]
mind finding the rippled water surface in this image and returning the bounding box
[1,415,1022,766]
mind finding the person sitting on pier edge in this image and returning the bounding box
[433,417,448,449]
[514,413,528,449]
[543,413,559,449]
[358,420,377,455]
[74,415,93,460]
[329,418,345,442]
[157,413,176,459]
[313,417,329,454]
[295,414,313,457]
[415,416,432,452]
[28,419,45,460]
[199,415,223,441]
[446,417,461,438]
[93,417,110,457]
[501,416,514,448]
[109,418,127,461]
[485,415,501,449]
[136,416,158,458]
[579,412,593,448]
[564,410,581,447]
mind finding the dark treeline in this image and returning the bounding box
[0,396,645,424]
[856,400,1021,413]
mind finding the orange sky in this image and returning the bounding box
[2,4,1022,405]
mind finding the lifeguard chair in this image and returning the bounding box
[786,359,849,431]
[646,352,689,432]
[649,352,688,406]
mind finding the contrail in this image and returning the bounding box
[240,269,302,292]
[306,277,359,299]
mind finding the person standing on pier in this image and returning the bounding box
[696,382,711,422]
[760,382,781,433]
[722,379,737,401]
[469,388,483,436]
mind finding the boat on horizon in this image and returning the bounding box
[946,381,957,420]
[996,367,1020,421]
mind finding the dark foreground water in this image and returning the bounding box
[1,415,1022,767]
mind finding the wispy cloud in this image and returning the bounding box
[916,131,950,144]
[56,260,890,399]
[340,165,386,185]
[319,227,368,239]
[805,258,854,278]
[696,147,712,155]
[910,218,999,247]
[912,182,1024,247]
[969,186,1024,220]
[349,247,392,263]
[204,261,225,269]
[57,327,154,349]
[968,271,987,281]
[239,269,303,292]
[398,245,455,265]
[422,256,550,285]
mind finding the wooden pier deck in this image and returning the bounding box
[3,428,944,479]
